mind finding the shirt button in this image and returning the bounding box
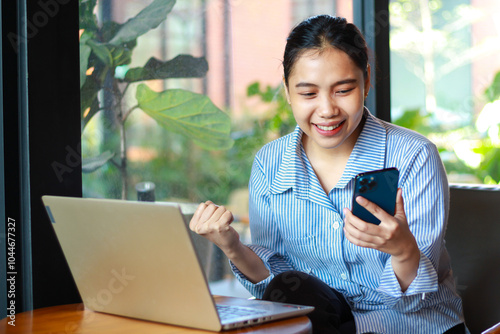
[341,273,348,280]
[333,221,340,229]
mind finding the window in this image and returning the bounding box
[390,0,500,185]
[80,0,353,296]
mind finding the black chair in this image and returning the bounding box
[446,185,500,334]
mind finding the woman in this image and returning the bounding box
[189,15,466,334]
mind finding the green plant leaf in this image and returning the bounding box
[80,45,91,88]
[81,74,101,130]
[87,39,113,66]
[108,0,176,46]
[136,84,234,150]
[80,33,92,88]
[110,46,133,67]
[124,55,208,82]
[79,0,99,32]
[480,147,500,182]
[247,82,260,97]
[82,151,115,173]
[484,71,500,102]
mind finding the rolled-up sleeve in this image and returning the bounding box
[377,141,449,312]
[229,156,294,298]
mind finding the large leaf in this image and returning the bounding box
[136,84,234,150]
[108,0,176,46]
[124,55,208,82]
[82,151,115,173]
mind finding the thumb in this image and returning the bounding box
[394,188,406,219]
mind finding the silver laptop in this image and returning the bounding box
[41,195,314,331]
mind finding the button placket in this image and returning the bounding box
[331,211,343,230]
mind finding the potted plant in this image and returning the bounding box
[80,0,233,198]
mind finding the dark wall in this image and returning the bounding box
[27,0,82,309]
[2,0,82,314]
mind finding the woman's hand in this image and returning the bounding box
[189,201,270,283]
[343,188,420,291]
[189,201,240,254]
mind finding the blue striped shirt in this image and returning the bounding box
[231,110,467,333]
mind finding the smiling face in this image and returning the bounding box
[285,47,371,157]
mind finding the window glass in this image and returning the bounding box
[390,0,500,185]
[80,0,352,296]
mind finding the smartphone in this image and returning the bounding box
[351,167,399,225]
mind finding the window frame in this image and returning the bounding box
[0,0,6,318]
[353,0,391,121]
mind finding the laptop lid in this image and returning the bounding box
[42,195,222,331]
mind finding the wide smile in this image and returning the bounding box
[313,121,345,136]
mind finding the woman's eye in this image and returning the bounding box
[335,88,354,95]
[299,92,316,97]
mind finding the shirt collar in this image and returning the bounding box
[269,125,309,199]
[269,109,387,197]
[337,108,387,188]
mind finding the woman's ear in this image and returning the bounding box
[283,77,291,104]
[364,64,371,99]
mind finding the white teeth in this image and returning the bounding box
[317,123,340,131]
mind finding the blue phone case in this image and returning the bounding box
[351,168,399,225]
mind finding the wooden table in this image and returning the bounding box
[1,303,312,333]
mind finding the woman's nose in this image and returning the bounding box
[317,95,339,118]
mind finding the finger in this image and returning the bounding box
[190,201,219,233]
[343,207,379,237]
[206,205,227,224]
[199,202,219,223]
[207,206,234,228]
[189,202,208,231]
[343,213,386,248]
[221,208,234,226]
[355,196,393,223]
[194,206,232,235]
[210,209,234,233]
[394,188,406,218]
[343,225,379,249]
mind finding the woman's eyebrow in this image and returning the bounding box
[295,82,318,88]
[334,78,358,86]
[294,78,358,88]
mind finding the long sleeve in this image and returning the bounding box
[377,139,450,312]
[229,156,295,298]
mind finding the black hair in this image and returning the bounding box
[283,15,369,85]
